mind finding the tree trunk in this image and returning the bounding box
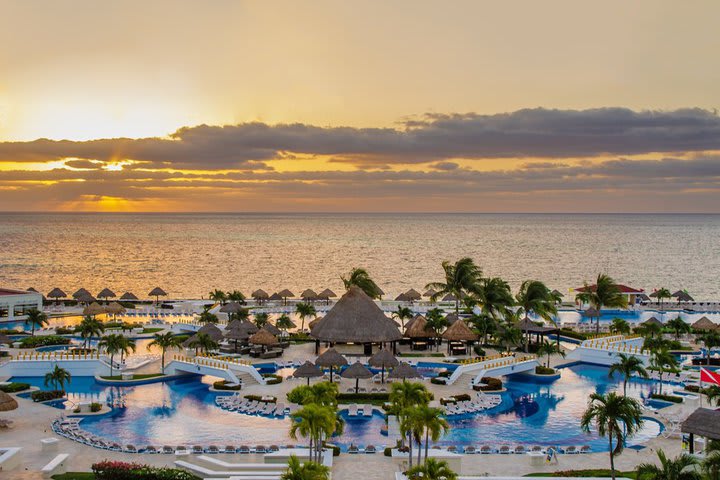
[417,435,422,465]
[424,430,429,462]
[161,350,165,373]
[623,379,627,397]
[110,353,114,376]
[609,435,616,480]
[407,431,413,469]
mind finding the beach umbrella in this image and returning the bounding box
[388,362,422,380]
[293,361,323,385]
[692,317,717,332]
[637,293,651,302]
[26,287,38,293]
[404,289,422,301]
[251,289,269,304]
[269,292,283,302]
[249,329,278,353]
[423,288,437,298]
[148,287,167,305]
[104,302,126,316]
[0,391,18,412]
[237,319,259,336]
[643,317,664,327]
[0,334,12,346]
[219,302,246,321]
[47,288,67,302]
[317,288,337,305]
[395,292,412,302]
[582,307,600,318]
[262,323,282,336]
[72,288,91,299]
[551,289,564,298]
[75,292,96,304]
[673,290,694,302]
[442,293,458,302]
[120,292,138,301]
[197,323,225,342]
[368,349,399,383]
[224,326,248,352]
[341,361,373,394]
[315,348,347,382]
[301,289,318,301]
[83,302,105,316]
[277,289,295,305]
[97,288,116,301]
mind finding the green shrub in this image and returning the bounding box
[0,382,30,393]
[262,373,283,385]
[473,345,486,356]
[650,393,683,403]
[287,385,312,404]
[0,351,9,357]
[244,394,276,403]
[92,460,202,480]
[54,327,74,335]
[90,402,102,412]
[559,329,588,341]
[472,376,502,392]
[337,392,390,402]
[19,335,71,348]
[31,390,64,402]
[436,370,451,378]
[384,446,393,457]
[535,366,556,375]
[430,377,447,385]
[213,380,242,391]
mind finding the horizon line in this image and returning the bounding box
[1,211,720,215]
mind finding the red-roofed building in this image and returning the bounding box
[574,284,645,306]
[0,287,43,323]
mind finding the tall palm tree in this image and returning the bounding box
[227,290,246,304]
[118,335,136,366]
[25,308,48,336]
[469,312,495,346]
[666,316,690,341]
[536,341,565,368]
[479,277,515,321]
[425,258,484,313]
[636,449,700,480]
[496,324,522,353]
[147,332,181,373]
[209,289,228,305]
[609,353,649,396]
[414,405,450,462]
[389,380,430,467]
[78,315,105,348]
[289,404,340,463]
[610,318,631,336]
[401,406,425,467]
[639,322,663,340]
[650,348,677,395]
[516,280,558,351]
[700,332,720,365]
[276,313,295,333]
[189,332,218,355]
[654,288,672,312]
[392,306,414,329]
[705,385,720,407]
[99,333,123,376]
[44,365,71,392]
[254,312,270,328]
[198,308,219,324]
[406,458,458,480]
[296,303,316,332]
[425,309,447,352]
[581,392,644,480]
[703,450,720,480]
[575,274,628,333]
[281,455,330,480]
[340,267,383,299]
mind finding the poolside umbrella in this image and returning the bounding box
[673,290,694,303]
[423,288,437,298]
[582,307,600,317]
[551,289,564,298]
[27,287,38,293]
[293,360,323,385]
[120,292,138,301]
[224,326,248,352]
[301,289,318,301]
[75,292,96,304]
[197,323,225,342]
[251,289,269,304]
[341,361,373,394]
[148,287,167,305]
[637,293,651,302]
[395,292,412,302]
[388,362,422,380]
[405,289,422,301]
[72,288,91,299]
[278,289,295,305]
[262,323,282,336]
[377,287,385,299]
[643,317,664,327]
[97,288,116,301]
[48,288,67,303]
[269,292,283,302]
[83,302,105,317]
[442,293,458,302]
[0,391,18,412]
[220,302,245,321]
[249,329,278,353]
[237,319,259,336]
[692,317,717,332]
[0,334,12,346]
[369,348,399,383]
[317,289,337,305]
[104,302,126,316]
[315,348,347,382]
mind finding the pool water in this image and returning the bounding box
[12,364,663,450]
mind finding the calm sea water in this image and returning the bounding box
[1,213,719,300]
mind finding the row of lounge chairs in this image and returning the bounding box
[346,404,373,417]
[439,444,591,454]
[347,444,377,454]
[344,386,388,393]
[633,370,692,384]
[215,396,290,417]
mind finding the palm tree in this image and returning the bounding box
[654,288,672,312]
[147,332,181,373]
[25,308,48,336]
[289,404,340,463]
[609,353,649,396]
[610,318,631,336]
[425,258,484,313]
[478,277,514,318]
[407,458,457,480]
[581,392,644,480]
[392,306,414,329]
[425,308,447,352]
[78,315,105,348]
[703,450,720,480]
[44,365,71,392]
[276,313,295,333]
[700,332,720,365]
[99,333,123,376]
[341,267,383,299]
[639,322,664,340]
[118,335,136,366]
[227,290,246,304]
[575,274,628,333]
[469,312,495,346]
[281,455,330,480]
[666,316,690,340]
[198,308,219,324]
[296,303,317,332]
[650,348,677,395]
[705,385,720,407]
[536,341,565,368]
[401,407,425,467]
[209,289,228,305]
[389,380,430,467]
[254,312,270,328]
[496,324,522,353]
[189,332,218,355]
[516,280,558,351]
[414,405,449,462]
[636,449,700,480]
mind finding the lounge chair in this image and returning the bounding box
[565,446,577,454]
[530,446,543,453]
[480,445,492,454]
[176,446,188,454]
[268,445,280,452]
[446,446,457,453]
[238,445,250,454]
[221,445,236,453]
[146,445,159,453]
[362,405,372,417]
[499,445,510,454]
[207,445,219,453]
[255,445,266,453]
[365,445,376,454]
[125,444,138,453]
[192,445,204,454]
[464,446,476,454]
[348,444,359,454]
[162,445,174,454]
[580,445,591,454]
[514,445,526,454]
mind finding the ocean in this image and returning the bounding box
[1,213,719,300]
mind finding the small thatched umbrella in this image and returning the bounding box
[673,290,694,303]
[269,292,283,302]
[75,292,96,304]
[104,302,126,317]
[220,302,246,321]
[0,391,18,412]
[395,292,412,302]
[692,317,717,332]
[423,288,437,298]
[224,326,248,352]
[263,323,282,336]
[388,362,422,380]
[643,317,664,328]
[83,302,105,317]
[315,348,347,382]
[277,289,295,305]
[47,288,67,303]
[403,314,424,332]
[237,319,259,336]
[0,334,13,346]
[369,348,399,383]
[301,289,318,302]
[252,289,269,304]
[120,292,138,301]
[249,329,278,353]
[442,319,478,355]
[27,287,38,293]
[97,288,116,301]
[148,287,167,305]
[317,289,337,305]
[442,293,458,302]
[197,323,225,342]
[637,293,651,303]
[405,289,422,301]
[341,361,373,394]
[293,361,323,385]
[72,288,91,299]
[551,289,564,298]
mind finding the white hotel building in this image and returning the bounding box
[0,288,44,323]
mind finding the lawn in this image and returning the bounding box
[52,473,94,480]
[141,327,164,334]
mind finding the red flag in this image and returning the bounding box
[700,367,720,386]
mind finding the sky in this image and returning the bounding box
[1,0,720,212]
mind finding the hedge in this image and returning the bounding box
[31,390,65,402]
[92,461,202,480]
[0,382,30,393]
[213,380,242,391]
[650,393,683,403]
[337,392,390,402]
[535,366,556,375]
[559,329,588,341]
[20,335,71,348]
[472,376,502,392]
[90,402,103,412]
[262,373,283,385]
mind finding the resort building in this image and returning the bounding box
[0,287,43,322]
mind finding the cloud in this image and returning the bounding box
[430,161,460,171]
[2,108,720,169]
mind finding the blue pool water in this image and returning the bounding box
[12,363,663,450]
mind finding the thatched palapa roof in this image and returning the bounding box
[293,361,323,379]
[315,348,348,367]
[148,287,167,297]
[442,293,458,302]
[83,302,105,316]
[405,289,422,301]
[388,362,422,379]
[48,288,67,298]
[682,408,720,440]
[395,293,412,302]
[318,289,337,299]
[220,302,245,314]
[341,361,373,379]
[262,323,282,336]
[442,320,479,341]
[692,317,716,331]
[278,289,295,298]
[120,292,138,301]
[403,314,424,332]
[104,302,125,315]
[310,286,402,343]
[643,317,664,327]
[269,293,283,301]
[0,391,18,412]
[301,289,318,300]
[197,323,224,342]
[423,288,437,298]
[308,316,324,330]
[72,288,90,299]
[582,307,600,317]
[445,313,460,325]
[251,289,269,299]
[368,349,399,368]
[97,288,116,299]
[404,315,434,339]
[249,329,278,346]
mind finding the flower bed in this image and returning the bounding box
[92,460,202,480]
